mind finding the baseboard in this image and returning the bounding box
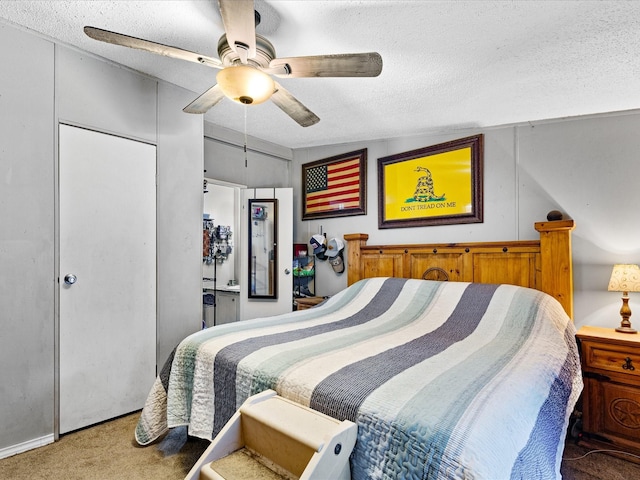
[0,434,55,460]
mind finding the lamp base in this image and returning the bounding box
[615,294,637,333]
[616,325,638,334]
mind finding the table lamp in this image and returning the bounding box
[608,264,640,334]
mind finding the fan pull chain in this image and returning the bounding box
[244,105,248,168]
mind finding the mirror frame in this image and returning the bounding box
[247,198,278,299]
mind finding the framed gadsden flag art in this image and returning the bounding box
[302,149,367,220]
[378,134,483,228]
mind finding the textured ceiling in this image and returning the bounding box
[2,1,640,149]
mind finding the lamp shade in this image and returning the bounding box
[216,65,275,105]
[608,264,640,293]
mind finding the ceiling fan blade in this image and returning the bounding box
[84,26,222,69]
[218,0,256,63]
[183,84,225,114]
[269,52,383,78]
[271,82,320,127]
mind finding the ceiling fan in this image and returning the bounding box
[84,0,383,127]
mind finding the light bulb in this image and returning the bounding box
[216,65,275,105]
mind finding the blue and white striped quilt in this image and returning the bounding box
[136,277,582,479]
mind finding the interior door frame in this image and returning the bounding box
[203,177,246,289]
[53,122,158,438]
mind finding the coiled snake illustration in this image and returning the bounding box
[412,166,445,202]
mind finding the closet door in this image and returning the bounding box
[58,125,156,433]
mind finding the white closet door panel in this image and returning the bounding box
[59,124,156,433]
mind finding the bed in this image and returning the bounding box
[135,219,582,479]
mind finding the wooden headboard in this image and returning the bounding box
[344,220,575,319]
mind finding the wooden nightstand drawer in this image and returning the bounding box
[583,341,640,378]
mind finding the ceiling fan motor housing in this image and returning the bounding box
[217,33,275,69]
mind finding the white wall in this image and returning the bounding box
[293,112,640,330]
[204,122,292,188]
[0,22,202,456]
[156,82,204,367]
[0,22,55,454]
[517,113,640,328]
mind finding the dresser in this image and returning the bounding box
[576,326,640,460]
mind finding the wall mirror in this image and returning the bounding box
[248,198,278,299]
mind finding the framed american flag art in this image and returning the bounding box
[302,149,367,220]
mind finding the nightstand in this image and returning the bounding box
[576,325,640,461]
[295,296,325,311]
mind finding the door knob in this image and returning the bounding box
[64,274,77,285]
[284,268,291,275]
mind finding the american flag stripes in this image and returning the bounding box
[302,149,366,219]
[303,152,365,218]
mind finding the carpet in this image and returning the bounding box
[2,412,640,479]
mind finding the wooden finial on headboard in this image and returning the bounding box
[534,219,575,319]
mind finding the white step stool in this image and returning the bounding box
[185,390,357,480]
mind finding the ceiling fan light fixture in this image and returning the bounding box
[216,65,275,105]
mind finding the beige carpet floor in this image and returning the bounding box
[561,440,640,480]
[1,411,640,479]
[0,412,208,480]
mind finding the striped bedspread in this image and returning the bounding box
[135,277,582,479]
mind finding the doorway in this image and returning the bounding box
[203,178,243,326]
